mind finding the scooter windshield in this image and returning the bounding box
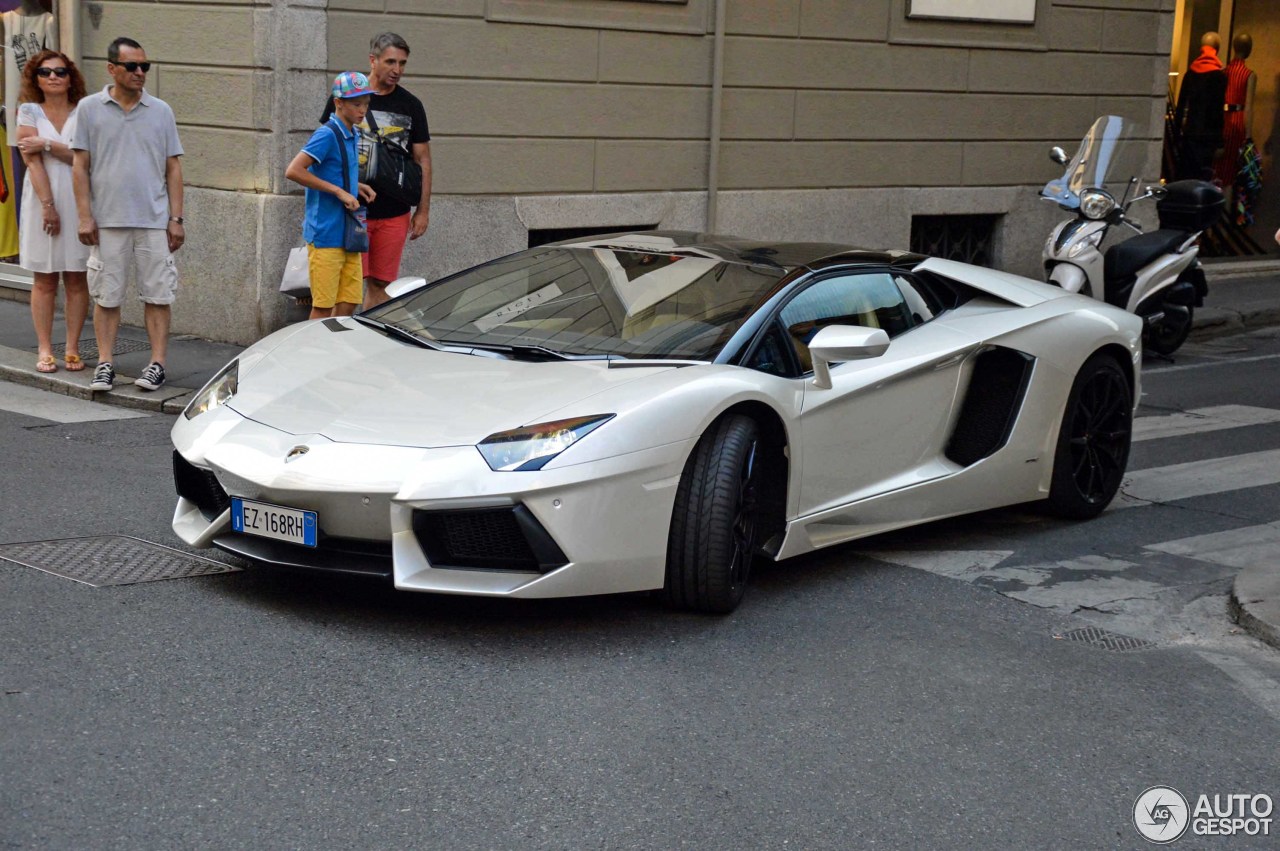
[1040,115,1147,211]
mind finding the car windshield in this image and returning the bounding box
[364,245,788,360]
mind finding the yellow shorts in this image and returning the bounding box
[307,245,363,309]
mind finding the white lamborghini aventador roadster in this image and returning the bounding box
[172,232,1143,612]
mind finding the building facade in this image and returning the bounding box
[8,0,1184,343]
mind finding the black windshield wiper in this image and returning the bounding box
[437,340,620,362]
[352,315,442,350]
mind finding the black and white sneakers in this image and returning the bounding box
[90,362,115,391]
[88,361,165,391]
[135,362,166,391]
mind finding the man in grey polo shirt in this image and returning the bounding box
[72,36,185,392]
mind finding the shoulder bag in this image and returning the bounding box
[362,110,423,208]
[327,122,369,253]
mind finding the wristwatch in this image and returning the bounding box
[169,216,184,224]
[42,139,50,152]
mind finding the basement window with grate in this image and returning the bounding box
[910,214,1000,268]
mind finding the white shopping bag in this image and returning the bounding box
[279,246,311,299]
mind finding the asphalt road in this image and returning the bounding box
[3,331,1280,849]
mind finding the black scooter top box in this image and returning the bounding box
[1156,180,1224,232]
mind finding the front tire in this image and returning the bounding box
[1046,354,1132,519]
[664,415,761,613]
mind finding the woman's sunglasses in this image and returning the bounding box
[36,67,70,78]
[110,61,151,73]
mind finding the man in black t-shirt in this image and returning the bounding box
[320,31,431,309]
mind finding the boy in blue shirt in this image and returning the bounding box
[286,71,377,319]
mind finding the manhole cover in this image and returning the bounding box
[0,535,240,587]
[1056,626,1155,652]
[47,338,152,360]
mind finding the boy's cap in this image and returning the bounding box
[332,71,374,99]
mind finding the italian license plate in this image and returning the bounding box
[231,497,318,548]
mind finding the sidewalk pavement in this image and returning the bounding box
[1,268,1278,649]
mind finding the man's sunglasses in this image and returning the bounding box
[109,61,151,73]
[36,67,70,78]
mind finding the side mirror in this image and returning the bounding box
[1049,146,1069,165]
[384,276,428,299]
[808,324,890,389]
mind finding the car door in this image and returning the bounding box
[784,270,981,517]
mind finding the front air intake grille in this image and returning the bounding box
[173,451,231,520]
[412,506,568,573]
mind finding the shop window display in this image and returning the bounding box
[0,0,55,265]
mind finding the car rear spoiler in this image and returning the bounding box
[912,257,1065,308]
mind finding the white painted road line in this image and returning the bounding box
[860,549,1012,577]
[1144,351,1280,375]
[1197,652,1280,723]
[0,383,150,423]
[1134,405,1280,442]
[1114,448,1280,509]
[1146,521,1280,569]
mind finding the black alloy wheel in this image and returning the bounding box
[664,415,762,613]
[1046,354,1133,519]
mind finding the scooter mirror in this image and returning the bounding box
[1049,146,1069,165]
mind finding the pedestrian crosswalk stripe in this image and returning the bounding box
[1134,405,1280,442]
[0,383,150,423]
[1197,652,1280,723]
[860,549,1012,577]
[1145,521,1280,569]
[1144,351,1280,375]
[1115,448,1280,509]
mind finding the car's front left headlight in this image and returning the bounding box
[477,414,614,471]
[183,360,239,420]
[1079,188,1117,221]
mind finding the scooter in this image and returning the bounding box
[1041,115,1224,355]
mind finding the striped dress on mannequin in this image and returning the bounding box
[1214,58,1255,186]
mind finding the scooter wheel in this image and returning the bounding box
[1145,304,1193,356]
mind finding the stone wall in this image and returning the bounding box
[329,0,1173,300]
[77,0,326,343]
[73,0,1174,343]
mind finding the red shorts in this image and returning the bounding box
[361,212,411,283]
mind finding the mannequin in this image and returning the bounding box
[1175,32,1228,181]
[1215,33,1257,187]
[0,0,55,256]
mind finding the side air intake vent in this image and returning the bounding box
[945,348,1034,466]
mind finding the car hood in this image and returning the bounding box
[226,319,670,447]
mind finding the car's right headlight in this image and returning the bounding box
[477,415,614,471]
[183,360,238,420]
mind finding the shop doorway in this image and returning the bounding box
[1167,0,1280,257]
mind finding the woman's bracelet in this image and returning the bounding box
[41,199,55,208]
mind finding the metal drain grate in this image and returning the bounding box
[47,338,152,359]
[1056,626,1155,652]
[0,535,240,587]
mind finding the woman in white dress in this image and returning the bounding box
[16,50,89,373]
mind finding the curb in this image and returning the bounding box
[0,344,195,415]
[1189,305,1280,340]
[1229,568,1280,652]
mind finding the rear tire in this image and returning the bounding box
[664,415,761,613]
[1145,303,1193,356]
[1046,354,1132,519]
